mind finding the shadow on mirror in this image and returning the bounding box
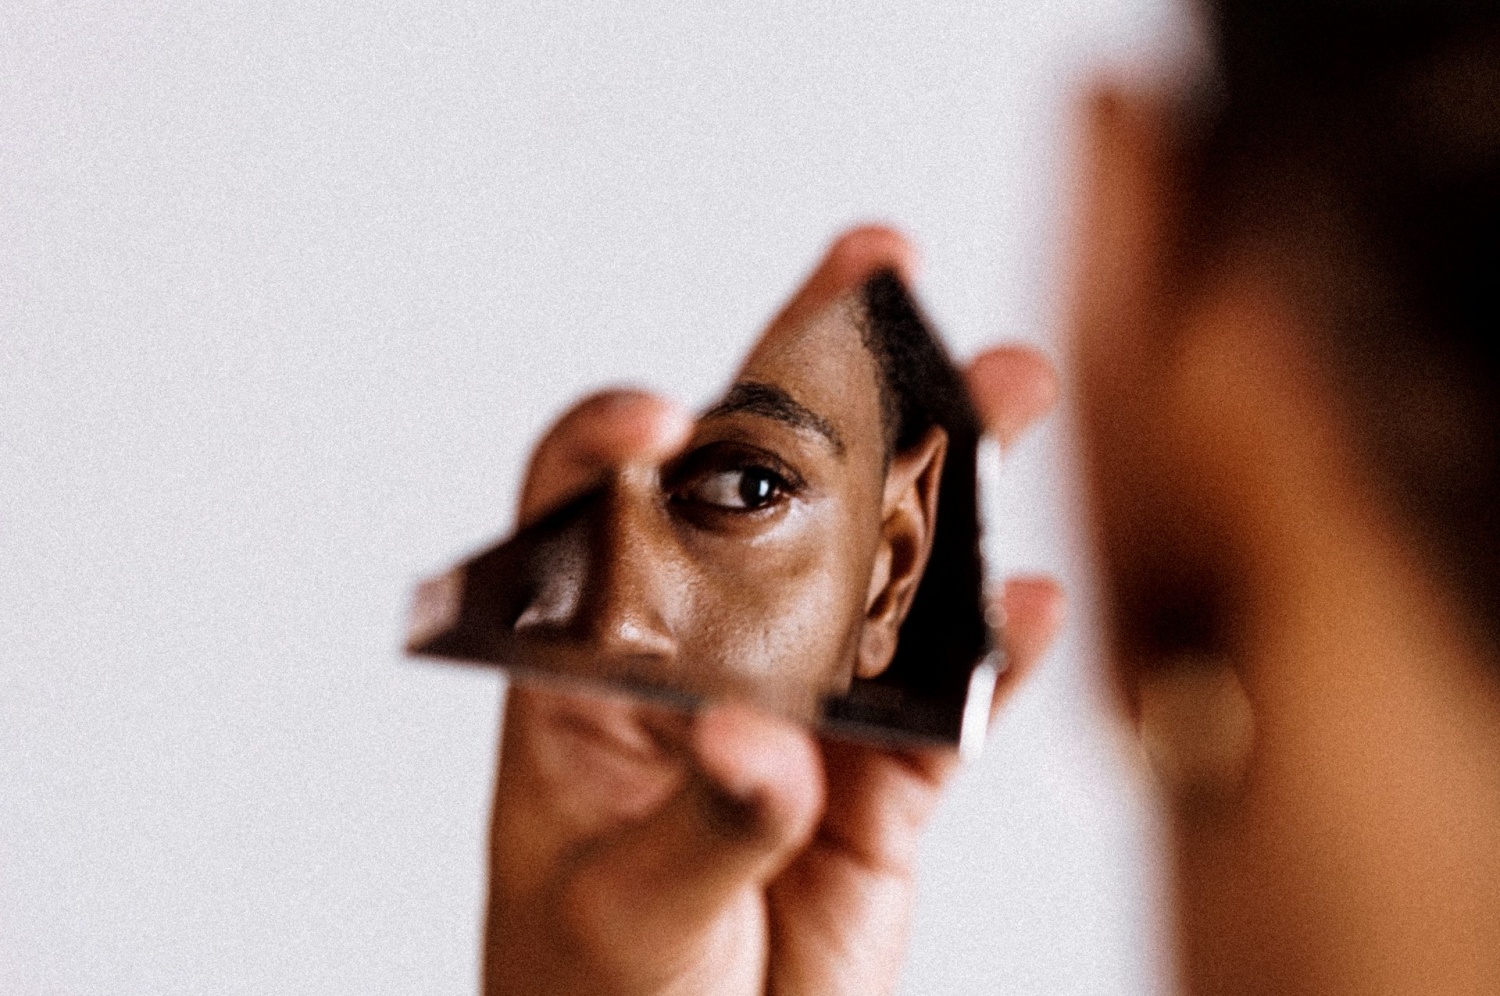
[406,270,996,751]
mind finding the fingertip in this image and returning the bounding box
[1002,575,1067,635]
[966,347,1060,448]
[984,577,1066,722]
[576,389,694,460]
[692,703,824,838]
[994,575,1066,690]
[767,226,922,339]
[826,224,920,285]
[624,395,694,462]
[517,388,692,527]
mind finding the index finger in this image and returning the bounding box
[516,388,693,528]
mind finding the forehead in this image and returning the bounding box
[732,294,888,459]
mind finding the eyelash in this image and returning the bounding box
[664,444,804,516]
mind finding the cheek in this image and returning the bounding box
[678,500,879,709]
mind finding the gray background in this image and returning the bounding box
[2,2,1186,992]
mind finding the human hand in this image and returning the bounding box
[483,228,1064,996]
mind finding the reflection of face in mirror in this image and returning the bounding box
[585,272,950,721]
[409,270,988,741]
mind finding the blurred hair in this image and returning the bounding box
[1180,0,1500,642]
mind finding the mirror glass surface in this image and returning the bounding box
[407,271,995,748]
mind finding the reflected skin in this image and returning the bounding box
[509,278,946,721]
[1074,91,1500,996]
[484,227,1064,996]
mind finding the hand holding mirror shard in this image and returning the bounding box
[406,265,997,749]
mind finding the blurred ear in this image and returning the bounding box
[1073,84,1174,386]
[1071,85,1182,717]
[856,427,947,680]
[1073,83,1176,527]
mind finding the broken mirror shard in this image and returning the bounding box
[407,270,1000,752]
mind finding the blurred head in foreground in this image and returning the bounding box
[1074,1,1500,993]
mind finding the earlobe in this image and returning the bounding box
[856,427,948,679]
[1137,655,1256,807]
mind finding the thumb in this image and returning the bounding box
[553,703,825,985]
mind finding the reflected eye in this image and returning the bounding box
[664,441,805,520]
[679,466,788,511]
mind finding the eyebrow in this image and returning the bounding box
[701,381,846,456]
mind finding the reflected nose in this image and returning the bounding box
[511,479,682,678]
[579,483,681,664]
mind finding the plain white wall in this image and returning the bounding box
[1,2,1188,993]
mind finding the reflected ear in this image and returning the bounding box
[856,426,948,679]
